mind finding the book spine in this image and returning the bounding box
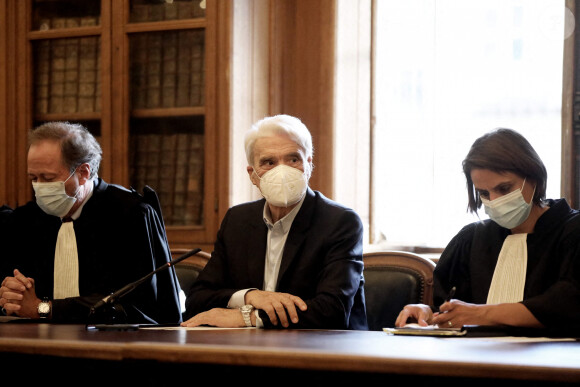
[172,133,190,225]
[63,37,80,113]
[130,33,148,109]
[159,134,178,224]
[184,134,204,225]
[190,30,205,106]
[78,36,99,113]
[35,40,51,114]
[161,32,178,108]
[146,33,162,109]
[49,38,66,114]
[176,31,192,107]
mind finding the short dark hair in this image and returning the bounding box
[29,121,102,179]
[462,128,547,213]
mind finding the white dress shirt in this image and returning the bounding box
[227,197,305,326]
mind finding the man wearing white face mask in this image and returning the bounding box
[395,128,580,334]
[0,121,181,324]
[182,114,367,329]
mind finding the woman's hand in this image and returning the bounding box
[432,299,543,328]
[395,303,433,327]
[431,300,485,328]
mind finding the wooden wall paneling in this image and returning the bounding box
[98,0,114,183]
[562,0,577,207]
[213,0,233,234]
[230,0,340,209]
[295,0,336,197]
[110,0,129,185]
[0,0,9,206]
[15,0,32,206]
[268,0,294,117]
[269,0,336,198]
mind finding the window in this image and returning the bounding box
[372,0,567,248]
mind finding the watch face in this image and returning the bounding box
[38,302,50,314]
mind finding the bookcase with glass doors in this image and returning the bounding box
[11,0,222,250]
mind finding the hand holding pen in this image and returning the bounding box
[434,286,457,328]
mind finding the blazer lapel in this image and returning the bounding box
[276,188,316,288]
[245,201,269,287]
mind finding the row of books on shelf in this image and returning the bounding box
[130,132,204,226]
[33,28,205,114]
[131,30,205,109]
[34,36,101,115]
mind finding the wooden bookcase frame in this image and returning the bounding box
[2,0,231,251]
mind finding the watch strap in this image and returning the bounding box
[240,305,254,327]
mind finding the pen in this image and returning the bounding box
[445,286,456,302]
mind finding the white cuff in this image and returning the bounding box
[227,288,257,309]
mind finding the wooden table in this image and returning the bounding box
[0,323,579,386]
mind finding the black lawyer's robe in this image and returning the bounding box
[434,198,580,331]
[0,179,181,324]
[184,188,368,330]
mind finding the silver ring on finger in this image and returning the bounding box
[448,320,453,327]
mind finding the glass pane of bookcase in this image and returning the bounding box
[130,30,205,109]
[32,36,101,114]
[130,0,206,22]
[32,37,101,115]
[129,117,205,226]
[32,0,101,31]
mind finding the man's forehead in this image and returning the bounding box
[28,140,66,170]
[255,135,302,154]
[29,139,61,154]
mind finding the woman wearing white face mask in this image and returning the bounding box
[395,128,580,334]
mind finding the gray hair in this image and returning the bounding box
[29,121,102,179]
[244,114,314,166]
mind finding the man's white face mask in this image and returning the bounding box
[32,170,79,217]
[254,164,308,207]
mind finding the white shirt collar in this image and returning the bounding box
[262,195,306,233]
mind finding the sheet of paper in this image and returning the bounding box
[383,325,466,336]
[461,336,577,342]
[140,326,256,330]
